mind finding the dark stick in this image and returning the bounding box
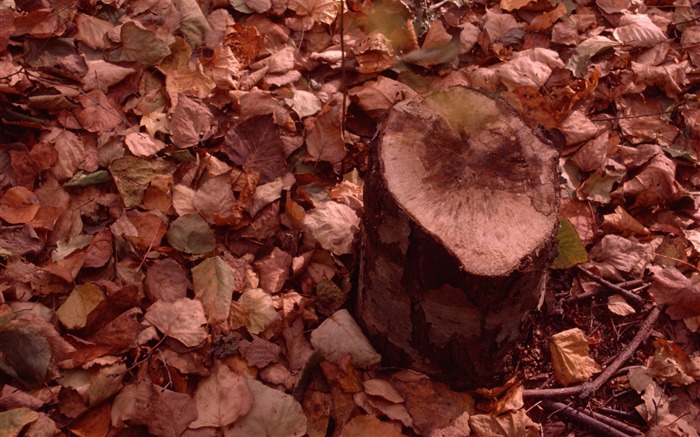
[541,400,642,437]
[575,266,645,304]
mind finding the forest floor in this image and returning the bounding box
[1,0,700,436]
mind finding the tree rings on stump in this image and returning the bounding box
[357,86,560,389]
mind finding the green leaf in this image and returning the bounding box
[63,170,112,187]
[552,218,589,269]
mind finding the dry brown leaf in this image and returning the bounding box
[469,410,540,437]
[169,94,217,149]
[222,115,286,183]
[339,415,406,437]
[239,335,282,367]
[189,362,253,428]
[0,187,40,225]
[648,266,700,320]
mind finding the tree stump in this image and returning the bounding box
[357,86,560,389]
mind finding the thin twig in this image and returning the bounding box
[541,400,642,437]
[589,110,674,122]
[575,266,645,304]
[524,306,662,399]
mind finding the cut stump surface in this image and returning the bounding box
[357,87,560,389]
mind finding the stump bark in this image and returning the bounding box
[357,87,560,389]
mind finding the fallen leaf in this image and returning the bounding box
[192,256,237,324]
[111,382,196,437]
[222,115,286,183]
[145,298,208,347]
[613,14,668,48]
[238,288,280,334]
[551,218,589,269]
[648,339,700,386]
[110,22,171,65]
[166,213,216,255]
[145,258,190,303]
[170,94,216,148]
[310,309,381,369]
[303,201,360,255]
[469,410,540,437]
[549,328,602,386]
[0,186,40,224]
[339,415,406,437]
[56,283,105,330]
[124,131,165,157]
[607,295,636,316]
[648,266,700,320]
[239,335,282,367]
[109,156,177,208]
[0,408,39,437]
[189,362,253,428]
[225,374,307,437]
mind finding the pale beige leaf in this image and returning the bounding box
[549,328,602,386]
[172,184,197,216]
[607,295,636,316]
[190,362,253,428]
[124,131,166,157]
[225,375,306,437]
[238,288,279,334]
[310,309,381,369]
[145,298,208,347]
[303,201,360,255]
[613,14,667,47]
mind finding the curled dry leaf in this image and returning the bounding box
[549,328,602,386]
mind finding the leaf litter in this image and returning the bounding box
[1,0,700,436]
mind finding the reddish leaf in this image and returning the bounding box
[222,115,286,183]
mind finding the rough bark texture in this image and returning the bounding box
[357,87,560,389]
